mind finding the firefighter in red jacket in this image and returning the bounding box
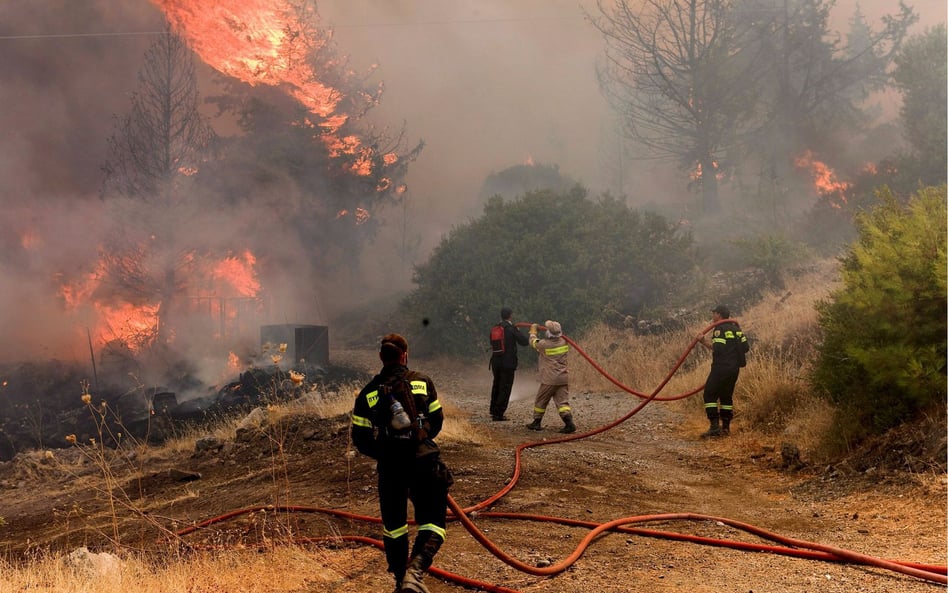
[351,334,453,593]
[489,306,530,421]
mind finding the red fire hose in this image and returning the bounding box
[173,321,947,590]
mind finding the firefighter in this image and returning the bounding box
[525,320,576,434]
[696,305,750,437]
[489,306,530,421]
[351,334,453,593]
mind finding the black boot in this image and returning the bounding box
[526,418,542,431]
[720,416,731,436]
[559,414,576,434]
[400,556,429,593]
[401,535,442,593]
[700,416,722,439]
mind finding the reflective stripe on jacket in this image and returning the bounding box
[531,335,569,386]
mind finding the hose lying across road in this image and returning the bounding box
[175,320,947,590]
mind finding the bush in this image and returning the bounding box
[812,185,947,445]
[400,186,698,358]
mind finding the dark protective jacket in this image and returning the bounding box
[710,320,750,371]
[491,320,529,371]
[351,364,443,464]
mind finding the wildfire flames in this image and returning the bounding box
[51,1,418,359]
[689,161,725,182]
[794,150,851,207]
[58,248,262,353]
[152,0,398,177]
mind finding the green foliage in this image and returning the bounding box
[723,234,811,289]
[892,24,948,185]
[400,187,698,358]
[477,162,576,204]
[812,185,947,444]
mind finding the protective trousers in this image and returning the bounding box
[703,367,739,426]
[378,454,451,582]
[490,367,516,418]
[532,383,571,422]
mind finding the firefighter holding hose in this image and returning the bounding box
[525,320,576,434]
[696,305,749,437]
[350,333,453,593]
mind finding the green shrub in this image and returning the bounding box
[728,234,812,289]
[400,186,698,358]
[812,185,947,445]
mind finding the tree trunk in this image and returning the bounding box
[700,155,720,213]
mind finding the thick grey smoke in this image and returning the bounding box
[0,0,942,371]
[322,0,944,266]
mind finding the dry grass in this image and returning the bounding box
[0,367,490,590]
[0,545,362,593]
[570,259,843,457]
[2,260,854,589]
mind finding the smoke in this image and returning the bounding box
[0,0,943,375]
[320,0,945,261]
[320,1,611,224]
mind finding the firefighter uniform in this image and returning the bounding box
[526,320,575,434]
[700,306,749,437]
[351,335,452,593]
[489,307,530,420]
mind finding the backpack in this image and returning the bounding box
[378,371,427,441]
[490,323,506,355]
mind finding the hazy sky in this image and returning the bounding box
[0,0,943,362]
[318,0,946,271]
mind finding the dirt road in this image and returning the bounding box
[1,354,944,593]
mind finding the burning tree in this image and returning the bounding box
[156,0,423,285]
[101,27,216,205]
[736,0,915,214]
[589,0,764,213]
[590,0,916,219]
[90,0,423,369]
[99,27,220,354]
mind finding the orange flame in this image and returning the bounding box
[689,161,725,182]
[211,250,260,297]
[20,229,41,250]
[153,0,387,175]
[59,249,262,351]
[153,0,343,124]
[336,207,371,224]
[794,150,851,199]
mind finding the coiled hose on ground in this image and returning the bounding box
[174,320,947,590]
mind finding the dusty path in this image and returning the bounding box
[1,352,944,593]
[380,358,947,593]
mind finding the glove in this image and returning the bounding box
[530,323,538,334]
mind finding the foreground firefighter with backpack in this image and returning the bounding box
[351,334,454,593]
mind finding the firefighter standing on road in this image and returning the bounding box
[525,320,576,434]
[351,334,453,593]
[696,305,749,438]
[489,306,530,421]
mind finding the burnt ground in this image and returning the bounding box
[0,352,945,593]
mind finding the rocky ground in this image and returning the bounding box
[0,352,945,593]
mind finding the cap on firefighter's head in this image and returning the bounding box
[711,304,730,318]
[545,320,562,337]
[379,333,408,363]
[500,307,513,320]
